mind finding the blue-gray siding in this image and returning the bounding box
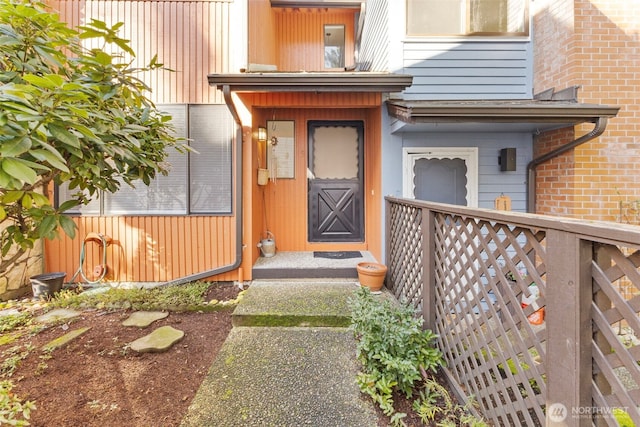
[401,40,533,100]
[358,0,533,100]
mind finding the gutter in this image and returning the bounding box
[161,85,244,286]
[526,117,608,213]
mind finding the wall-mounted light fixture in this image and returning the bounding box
[499,148,516,172]
[258,126,267,143]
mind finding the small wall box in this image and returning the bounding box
[500,148,516,172]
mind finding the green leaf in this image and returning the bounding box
[0,135,31,157]
[37,215,57,238]
[58,199,80,212]
[1,158,38,184]
[59,215,77,239]
[22,73,64,89]
[30,192,50,207]
[21,193,32,208]
[49,123,80,148]
[29,149,69,172]
[0,206,5,221]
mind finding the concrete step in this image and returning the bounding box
[232,280,360,328]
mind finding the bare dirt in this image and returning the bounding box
[5,282,449,427]
[5,283,239,427]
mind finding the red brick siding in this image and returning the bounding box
[533,0,640,222]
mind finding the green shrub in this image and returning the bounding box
[0,380,35,426]
[349,287,444,422]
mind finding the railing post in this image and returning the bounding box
[546,230,592,427]
[422,207,436,330]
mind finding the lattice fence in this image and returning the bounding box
[591,244,640,426]
[385,197,640,426]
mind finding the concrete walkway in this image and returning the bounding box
[181,280,381,427]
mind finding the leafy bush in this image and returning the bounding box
[349,287,444,422]
[0,380,35,426]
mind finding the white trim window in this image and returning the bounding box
[403,147,478,207]
[57,104,234,216]
[406,0,529,37]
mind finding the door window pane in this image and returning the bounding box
[311,126,359,179]
[413,158,467,205]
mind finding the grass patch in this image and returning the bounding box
[49,281,239,312]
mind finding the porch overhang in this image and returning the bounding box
[207,72,414,93]
[387,99,620,133]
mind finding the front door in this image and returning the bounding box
[308,121,364,242]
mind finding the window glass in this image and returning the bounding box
[57,104,234,215]
[324,24,345,69]
[407,0,528,36]
[104,105,188,214]
[188,105,234,214]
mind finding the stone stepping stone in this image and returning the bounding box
[42,327,92,351]
[129,326,184,353]
[35,308,81,324]
[122,311,169,327]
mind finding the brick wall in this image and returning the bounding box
[533,0,640,222]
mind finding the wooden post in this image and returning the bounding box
[422,207,436,330]
[546,230,592,427]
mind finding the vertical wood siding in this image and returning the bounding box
[240,92,383,262]
[248,0,278,66]
[44,0,239,283]
[275,8,357,71]
[48,0,233,104]
[46,216,237,283]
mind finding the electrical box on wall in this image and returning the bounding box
[499,148,517,172]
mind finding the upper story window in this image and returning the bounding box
[324,24,345,69]
[407,0,528,37]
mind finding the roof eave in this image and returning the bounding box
[207,73,414,93]
[387,101,620,126]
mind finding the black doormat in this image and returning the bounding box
[313,251,362,259]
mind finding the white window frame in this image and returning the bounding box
[402,147,479,207]
[405,0,529,38]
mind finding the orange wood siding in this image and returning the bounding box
[44,0,240,283]
[274,8,357,71]
[240,92,383,265]
[48,0,232,104]
[46,216,238,283]
[248,0,278,66]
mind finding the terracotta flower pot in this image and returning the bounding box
[356,262,387,292]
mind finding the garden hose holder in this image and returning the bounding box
[69,232,112,285]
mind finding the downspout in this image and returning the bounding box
[527,117,608,213]
[162,85,244,286]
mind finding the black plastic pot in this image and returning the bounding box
[30,272,66,299]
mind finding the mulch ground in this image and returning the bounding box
[4,282,461,426]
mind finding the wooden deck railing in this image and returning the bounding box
[385,196,640,427]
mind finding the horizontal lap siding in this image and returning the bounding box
[402,41,532,100]
[45,0,238,282]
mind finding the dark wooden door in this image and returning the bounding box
[308,121,364,242]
